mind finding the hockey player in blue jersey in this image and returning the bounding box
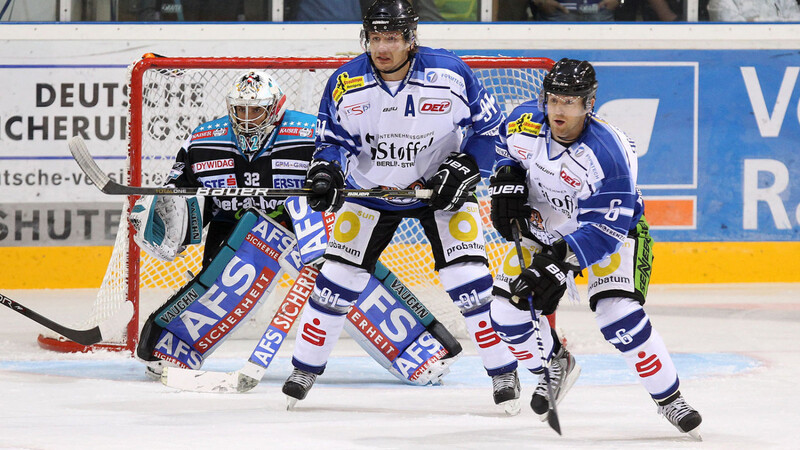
[488,58,702,438]
[281,0,522,413]
[129,70,316,376]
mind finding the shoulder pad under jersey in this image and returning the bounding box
[188,116,235,144]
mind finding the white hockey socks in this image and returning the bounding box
[440,264,517,375]
[489,295,556,373]
[290,261,369,374]
[595,297,680,401]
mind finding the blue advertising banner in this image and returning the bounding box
[463,49,800,243]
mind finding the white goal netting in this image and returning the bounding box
[38,56,552,353]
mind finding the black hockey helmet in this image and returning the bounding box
[539,58,599,111]
[362,0,419,44]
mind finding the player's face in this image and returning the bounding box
[546,93,593,144]
[367,31,411,77]
[233,105,268,129]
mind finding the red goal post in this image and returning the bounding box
[38,55,554,354]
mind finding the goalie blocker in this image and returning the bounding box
[140,201,461,386]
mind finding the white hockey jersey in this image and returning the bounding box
[314,46,505,210]
[496,99,645,270]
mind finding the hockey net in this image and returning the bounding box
[38,55,553,354]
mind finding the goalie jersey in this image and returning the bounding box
[314,46,505,211]
[166,110,316,229]
[495,99,644,270]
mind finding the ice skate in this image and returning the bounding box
[657,392,702,441]
[143,359,175,381]
[492,369,521,416]
[282,368,318,410]
[530,346,580,420]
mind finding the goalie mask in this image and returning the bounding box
[226,71,287,154]
[361,0,419,74]
[538,58,598,117]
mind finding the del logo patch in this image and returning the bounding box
[332,72,365,102]
[507,113,542,136]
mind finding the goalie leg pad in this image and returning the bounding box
[137,308,203,375]
[344,264,462,385]
[137,210,294,370]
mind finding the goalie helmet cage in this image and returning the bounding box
[37,55,554,354]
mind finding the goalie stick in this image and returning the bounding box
[160,264,319,393]
[68,136,432,200]
[0,292,134,347]
[511,222,562,435]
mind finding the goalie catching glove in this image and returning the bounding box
[130,194,204,262]
[306,159,345,213]
[509,240,579,315]
[426,153,480,211]
[489,165,531,242]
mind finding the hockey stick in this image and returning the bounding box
[161,264,319,393]
[68,136,432,199]
[510,222,562,435]
[0,292,133,347]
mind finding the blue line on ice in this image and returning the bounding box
[0,352,760,387]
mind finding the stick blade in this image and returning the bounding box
[161,367,239,393]
[68,135,111,190]
[547,407,562,435]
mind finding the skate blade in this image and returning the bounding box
[286,396,298,411]
[687,428,702,441]
[501,398,521,416]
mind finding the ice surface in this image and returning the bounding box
[1,284,799,449]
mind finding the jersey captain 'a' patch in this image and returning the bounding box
[191,126,229,140]
[507,113,542,136]
[332,72,365,102]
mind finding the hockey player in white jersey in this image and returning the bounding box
[488,58,702,438]
[281,0,521,413]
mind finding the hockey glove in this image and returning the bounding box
[306,159,345,213]
[489,165,531,242]
[130,194,204,262]
[426,153,480,211]
[509,240,577,315]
